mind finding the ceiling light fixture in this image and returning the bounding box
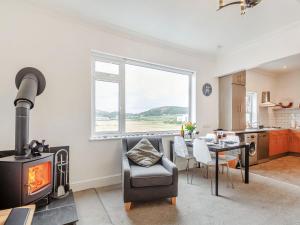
[218,0,262,15]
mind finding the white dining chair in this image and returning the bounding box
[220,135,244,184]
[173,136,194,183]
[191,139,232,194]
[205,133,217,142]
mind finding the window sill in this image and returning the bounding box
[89,132,180,141]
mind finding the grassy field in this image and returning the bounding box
[95,119,181,133]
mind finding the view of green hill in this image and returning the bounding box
[138,106,188,117]
[96,106,188,119]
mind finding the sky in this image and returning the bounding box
[95,64,189,114]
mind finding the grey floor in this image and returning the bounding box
[74,168,300,225]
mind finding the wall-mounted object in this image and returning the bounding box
[278,102,293,109]
[202,83,212,96]
[261,91,275,107]
[218,0,262,15]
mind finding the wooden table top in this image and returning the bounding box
[0,205,35,225]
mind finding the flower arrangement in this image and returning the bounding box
[184,121,196,134]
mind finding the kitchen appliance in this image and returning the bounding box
[242,133,258,166]
[261,91,275,107]
[257,132,269,163]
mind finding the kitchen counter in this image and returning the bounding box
[230,128,300,134]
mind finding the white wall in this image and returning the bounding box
[246,69,300,128]
[275,71,300,106]
[246,70,277,127]
[0,1,218,191]
[217,22,300,76]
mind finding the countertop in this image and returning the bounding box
[229,128,300,134]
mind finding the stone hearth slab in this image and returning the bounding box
[32,191,78,225]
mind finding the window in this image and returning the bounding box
[246,92,258,128]
[91,52,194,138]
[94,81,119,132]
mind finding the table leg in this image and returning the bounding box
[215,151,219,196]
[170,142,174,162]
[245,144,249,184]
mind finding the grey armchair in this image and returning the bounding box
[122,136,178,210]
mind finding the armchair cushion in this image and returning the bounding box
[130,164,173,188]
[126,138,163,167]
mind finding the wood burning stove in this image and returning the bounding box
[0,153,53,209]
[0,67,55,209]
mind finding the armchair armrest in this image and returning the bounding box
[122,154,132,202]
[122,155,131,187]
[162,156,178,177]
[162,157,178,194]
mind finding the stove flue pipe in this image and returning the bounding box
[14,67,46,158]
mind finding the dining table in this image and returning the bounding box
[170,139,250,196]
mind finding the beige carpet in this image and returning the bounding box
[251,156,300,187]
[74,169,300,225]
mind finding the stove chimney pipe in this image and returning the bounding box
[14,67,46,158]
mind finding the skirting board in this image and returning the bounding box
[71,173,121,192]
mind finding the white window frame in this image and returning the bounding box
[246,91,258,128]
[91,51,195,139]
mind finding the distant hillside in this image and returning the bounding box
[96,106,187,118]
[96,110,118,118]
[138,106,188,117]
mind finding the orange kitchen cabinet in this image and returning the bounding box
[269,130,289,156]
[280,132,290,153]
[269,132,279,156]
[289,131,300,153]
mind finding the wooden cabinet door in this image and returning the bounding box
[232,84,241,130]
[269,132,278,156]
[296,133,300,153]
[278,132,289,154]
[232,74,240,85]
[232,84,246,130]
[289,132,296,152]
[269,130,289,156]
[239,86,246,130]
[283,133,290,152]
[232,71,246,86]
[290,131,300,153]
[240,73,246,86]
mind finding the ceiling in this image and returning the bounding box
[255,53,300,75]
[26,0,300,55]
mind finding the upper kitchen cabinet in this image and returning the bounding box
[219,71,246,131]
[232,72,246,86]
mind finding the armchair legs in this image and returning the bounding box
[171,197,176,205]
[124,202,132,211]
[125,198,176,211]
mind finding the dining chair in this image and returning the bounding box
[173,136,194,183]
[205,133,217,142]
[220,135,244,184]
[191,139,233,194]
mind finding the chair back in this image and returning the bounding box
[224,135,240,156]
[193,139,212,164]
[225,135,240,144]
[174,136,189,158]
[205,133,217,142]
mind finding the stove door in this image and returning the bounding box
[22,155,53,205]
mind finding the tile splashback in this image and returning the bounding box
[272,109,300,128]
